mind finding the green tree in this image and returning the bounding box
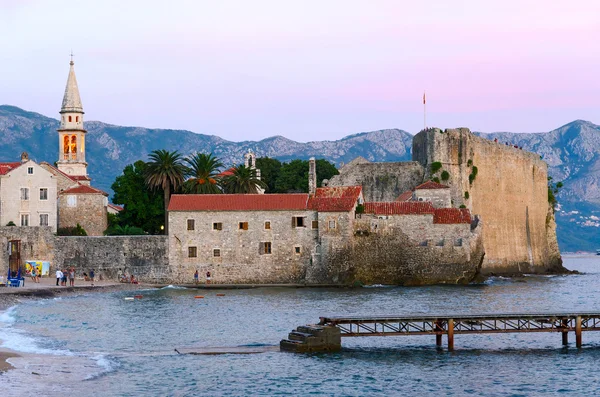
[274,159,339,193]
[183,153,223,194]
[315,159,340,187]
[111,160,164,234]
[144,150,187,234]
[104,225,146,236]
[275,159,308,192]
[222,165,267,194]
[255,157,282,193]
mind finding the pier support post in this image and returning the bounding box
[447,319,454,351]
[576,316,582,348]
[561,319,568,346]
[435,321,442,347]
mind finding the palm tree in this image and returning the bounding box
[145,149,187,234]
[183,153,223,194]
[222,165,267,194]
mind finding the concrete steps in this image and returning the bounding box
[280,324,341,352]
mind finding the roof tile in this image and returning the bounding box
[61,184,108,196]
[168,194,310,211]
[433,208,472,224]
[415,181,450,190]
[0,162,22,175]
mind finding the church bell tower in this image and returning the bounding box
[57,57,88,179]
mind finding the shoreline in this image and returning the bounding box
[0,350,20,372]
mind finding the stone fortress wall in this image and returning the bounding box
[328,158,425,202]
[412,128,563,274]
[0,226,169,283]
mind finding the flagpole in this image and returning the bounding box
[423,91,426,130]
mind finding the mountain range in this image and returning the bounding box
[0,104,598,252]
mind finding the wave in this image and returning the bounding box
[84,354,121,380]
[0,305,74,356]
[160,285,188,290]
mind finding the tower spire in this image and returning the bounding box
[61,56,83,114]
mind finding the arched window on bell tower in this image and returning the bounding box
[63,136,70,159]
[70,135,77,160]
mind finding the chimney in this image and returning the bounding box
[308,157,317,195]
[20,152,29,163]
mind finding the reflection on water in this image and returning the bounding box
[1,255,600,396]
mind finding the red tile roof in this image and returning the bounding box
[415,181,450,190]
[395,190,413,202]
[309,186,362,212]
[314,186,362,199]
[217,167,235,177]
[61,184,109,196]
[364,202,435,215]
[168,194,310,211]
[0,162,22,175]
[433,208,472,224]
[108,203,124,212]
[40,162,90,182]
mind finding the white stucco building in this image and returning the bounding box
[0,153,58,231]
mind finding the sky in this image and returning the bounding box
[0,0,599,142]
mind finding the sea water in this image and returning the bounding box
[1,255,600,396]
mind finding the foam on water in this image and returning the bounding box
[85,354,121,380]
[160,285,188,290]
[0,305,74,355]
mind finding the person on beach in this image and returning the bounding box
[206,271,211,285]
[56,269,62,286]
[30,267,37,283]
[194,270,199,284]
[62,269,68,286]
[69,268,75,287]
[90,269,95,287]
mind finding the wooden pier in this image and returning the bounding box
[280,312,600,352]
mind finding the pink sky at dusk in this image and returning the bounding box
[0,0,598,142]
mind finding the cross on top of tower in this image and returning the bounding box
[70,50,74,65]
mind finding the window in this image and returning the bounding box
[39,188,48,200]
[264,221,271,230]
[187,219,195,231]
[68,116,72,122]
[239,222,248,230]
[213,222,222,231]
[27,167,34,175]
[67,195,77,207]
[312,220,319,229]
[292,216,305,228]
[260,242,272,255]
[213,249,221,257]
[20,188,29,200]
[20,214,29,226]
[76,116,79,122]
[188,247,197,258]
[328,220,336,229]
[39,214,49,226]
[294,246,301,254]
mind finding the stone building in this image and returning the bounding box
[0,153,58,231]
[167,175,483,286]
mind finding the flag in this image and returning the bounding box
[423,92,426,105]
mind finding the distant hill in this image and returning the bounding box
[0,105,598,252]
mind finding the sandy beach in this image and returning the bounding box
[0,276,149,375]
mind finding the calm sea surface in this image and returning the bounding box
[2,255,600,396]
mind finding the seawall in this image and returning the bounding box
[0,227,170,283]
[412,128,563,274]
